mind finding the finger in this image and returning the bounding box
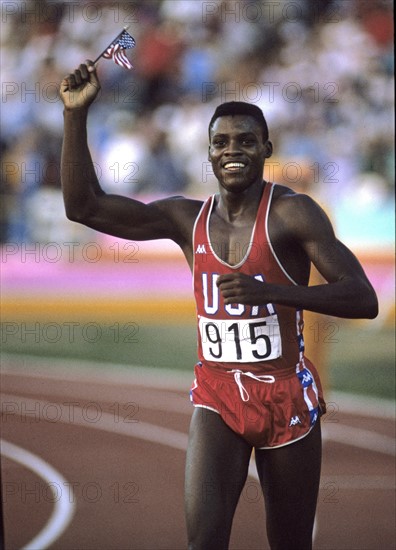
[219,284,242,298]
[216,273,238,286]
[73,69,83,86]
[61,76,70,92]
[221,292,239,302]
[85,59,100,88]
[66,73,77,89]
[79,63,89,80]
[223,297,240,305]
[218,282,239,294]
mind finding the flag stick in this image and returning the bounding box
[93,26,130,65]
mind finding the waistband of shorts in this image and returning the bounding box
[196,362,299,382]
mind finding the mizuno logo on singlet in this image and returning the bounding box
[196,244,207,254]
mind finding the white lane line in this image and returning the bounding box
[0,439,75,550]
[3,394,395,461]
[318,475,395,489]
[1,353,394,419]
[3,396,393,550]
[2,395,188,451]
[322,424,396,456]
[2,393,395,458]
[1,378,192,416]
[0,353,192,390]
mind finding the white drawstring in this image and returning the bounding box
[227,369,275,402]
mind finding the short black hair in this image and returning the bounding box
[208,101,269,142]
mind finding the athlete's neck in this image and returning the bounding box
[215,180,266,224]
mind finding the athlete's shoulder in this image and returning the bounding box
[270,184,334,240]
[149,195,205,247]
[271,184,322,216]
[152,195,204,218]
[271,182,299,202]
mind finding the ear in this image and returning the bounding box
[207,145,211,162]
[264,140,273,159]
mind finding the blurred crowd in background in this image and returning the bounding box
[1,0,394,246]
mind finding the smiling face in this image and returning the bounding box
[208,115,272,194]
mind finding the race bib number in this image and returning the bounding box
[198,315,282,363]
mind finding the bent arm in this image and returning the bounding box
[217,194,378,319]
[290,196,378,318]
[60,62,185,243]
[266,240,378,318]
[61,110,178,241]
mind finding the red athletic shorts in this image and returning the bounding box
[190,359,326,449]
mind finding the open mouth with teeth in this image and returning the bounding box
[223,162,246,172]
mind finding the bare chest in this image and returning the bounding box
[206,207,309,284]
[208,215,255,266]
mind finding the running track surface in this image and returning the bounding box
[1,354,395,550]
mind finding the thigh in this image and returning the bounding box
[185,407,252,550]
[255,420,322,550]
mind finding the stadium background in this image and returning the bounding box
[0,1,394,549]
[1,0,394,392]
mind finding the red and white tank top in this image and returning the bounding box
[192,181,305,375]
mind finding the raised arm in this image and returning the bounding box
[217,192,378,319]
[60,61,193,244]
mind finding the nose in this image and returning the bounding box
[224,139,242,156]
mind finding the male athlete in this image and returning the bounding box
[60,61,378,550]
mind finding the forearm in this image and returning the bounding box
[61,109,103,221]
[218,271,378,319]
[266,278,378,319]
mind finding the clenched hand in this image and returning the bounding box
[217,273,272,305]
[60,60,100,111]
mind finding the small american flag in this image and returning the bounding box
[102,30,136,70]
